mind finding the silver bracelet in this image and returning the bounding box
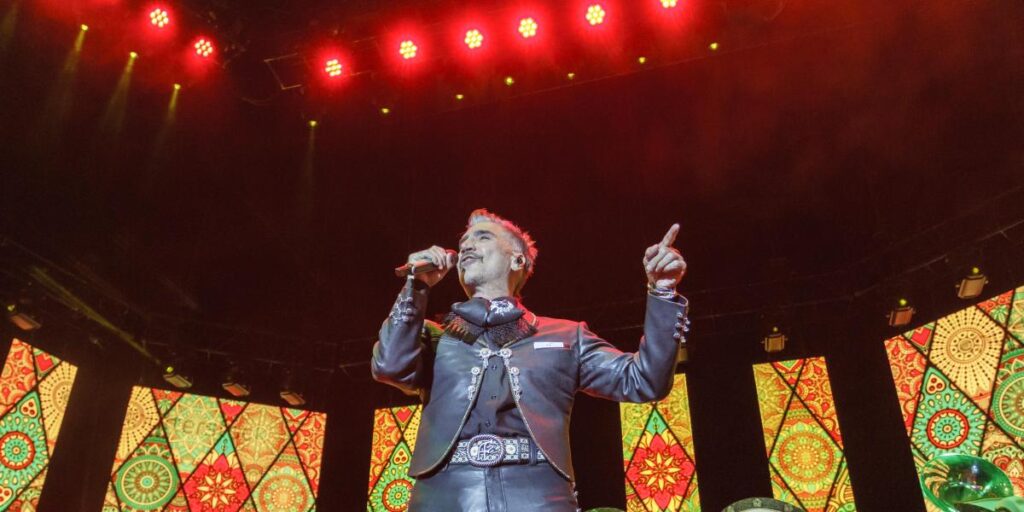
[647,283,677,299]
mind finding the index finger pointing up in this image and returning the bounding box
[660,223,680,248]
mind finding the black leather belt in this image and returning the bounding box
[449,434,546,467]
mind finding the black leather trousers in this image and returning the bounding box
[408,462,579,512]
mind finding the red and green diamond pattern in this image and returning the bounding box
[0,338,78,510]
[753,357,857,511]
[620,374,700,512]
[104,387,327,511]
[885,285,1024,511]
[367,405,420,512]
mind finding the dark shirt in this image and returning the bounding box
[460,334,528,438]
[449,297,530,439]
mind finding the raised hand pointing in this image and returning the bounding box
[643,223,686,290]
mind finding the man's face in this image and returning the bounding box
[457,221,518,294]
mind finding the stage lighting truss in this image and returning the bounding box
[324,58,343,77]
[518,17,538,39]
[586,4,607,26]
[150,8,170,28]
[194,38,214,58]
[399,40,418,60]
[464,29,484,49]
[63,0,777,113]
[265,53,308,90]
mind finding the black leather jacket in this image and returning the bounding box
[371,280,689,481]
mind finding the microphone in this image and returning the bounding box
[395,250,458,277]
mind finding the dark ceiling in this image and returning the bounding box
[0,0,1021,384]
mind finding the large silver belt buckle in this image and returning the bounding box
[466,434,505,467]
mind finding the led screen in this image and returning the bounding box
[620,373,700,511]
[753,357,856,511]
[367,405,420,512]
[0,338,78,509]
[885,285,1024,510]
[103,387,326,511]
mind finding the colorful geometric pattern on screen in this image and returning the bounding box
[753,357,857,511]
[102,386,327,511]
[885,285,1024,511]
[620,373,700,512]
[0,338,78,510]
[367,405,420,512]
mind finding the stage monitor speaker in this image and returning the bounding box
[722,497,803,511]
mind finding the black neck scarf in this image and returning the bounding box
[444,297,537,347]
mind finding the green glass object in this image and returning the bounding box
[920,453,1015,512]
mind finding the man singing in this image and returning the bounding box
[372,209,689,511]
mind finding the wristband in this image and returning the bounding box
[647,282,678,299]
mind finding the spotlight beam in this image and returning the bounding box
[31,25,88,160]
[149,84,180,175]
[0,2,19,55]
[298,119,316,224]
[98,53,137,140]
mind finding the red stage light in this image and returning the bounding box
[518,17,538,39]
[661,0,679,7]
[399,40,418,60]
[585,4,607,25]
[194,38,214,58]
[324,58,343,77]
[464,29,484,49]
[149,8,170,28]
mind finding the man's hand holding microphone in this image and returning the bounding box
[395,246,457,287]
